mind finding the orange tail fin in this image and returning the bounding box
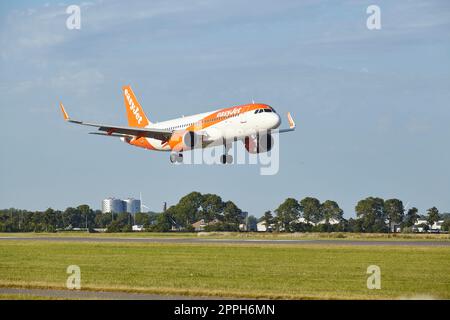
[122,85,151,128]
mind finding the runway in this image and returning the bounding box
[0,287,230,300]
[0,236,449,246]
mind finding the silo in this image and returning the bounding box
[124,198,141,214]
[102,198,125,213]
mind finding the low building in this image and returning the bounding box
[413,219,445,232]
[192,219,219,231]
[317,218,341,225]
[257,221,275,232]
[132,225,144,231]
[293,217,341,226]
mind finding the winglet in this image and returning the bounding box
[287,112,295,129]
[60,102,70,121]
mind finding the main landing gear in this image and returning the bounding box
[169,152,183,163]
[220,142,233,164]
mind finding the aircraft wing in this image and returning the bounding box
[60,103,172,141]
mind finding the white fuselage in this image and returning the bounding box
[142,104,281,151]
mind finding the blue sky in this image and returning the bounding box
[0,0,449,217]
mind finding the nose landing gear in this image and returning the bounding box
[169,152,183,163]
[220,141,233,164]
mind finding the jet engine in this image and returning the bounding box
[182,130,202,150]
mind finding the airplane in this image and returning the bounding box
[59,85,296,164]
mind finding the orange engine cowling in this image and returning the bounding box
[245,133,274,154]
[182,131,202,149]
[168,130,202,151]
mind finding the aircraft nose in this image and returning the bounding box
[272,113,281,129]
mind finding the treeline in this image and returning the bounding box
[268,197,449,233]
[0,192,247,233]
[150,192,247,232]
[0,193,449,233]
[0,205,141,233]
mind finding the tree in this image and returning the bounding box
[200,194,224,222]
[403,207,419,228]
[441,219,450,232]
[321,200,344,224]
[222,201,242,225]
[95,212,112,228]
[426,207,440,230]
[43,208,58,232]
[384,199,404,232]
[355,197,387,233]
[134,212,154,227]
[63,207,82,229]
[300,197,322,224]
[262,210,274,231]
[275,198,301,232]
[174,191,203,227]
[148,212,173,232]
[247,215,258,231]
[77,204,95,231]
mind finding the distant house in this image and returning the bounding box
[257,221,274,232]
[292,217,340,227]
[413,219,445,233]
[317,218,341,225]
[192,219,219,231]
[132,225,144,231]
[293,217,311,225]
[256,217,342,232]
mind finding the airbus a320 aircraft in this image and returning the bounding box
[60,86,296,164]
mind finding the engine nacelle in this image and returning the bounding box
[182,131,202,150]
[245,133,274,154]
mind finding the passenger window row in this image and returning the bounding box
[167,113,240,130]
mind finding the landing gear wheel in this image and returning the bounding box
[220,154,233,164]
[221,140,233,164]
[170,153,183,163]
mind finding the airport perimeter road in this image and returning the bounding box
[0,236,449,246]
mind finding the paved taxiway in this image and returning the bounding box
[0,287,231,300]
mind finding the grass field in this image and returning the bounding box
[1,231,449,241]
[1,239,449,299]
